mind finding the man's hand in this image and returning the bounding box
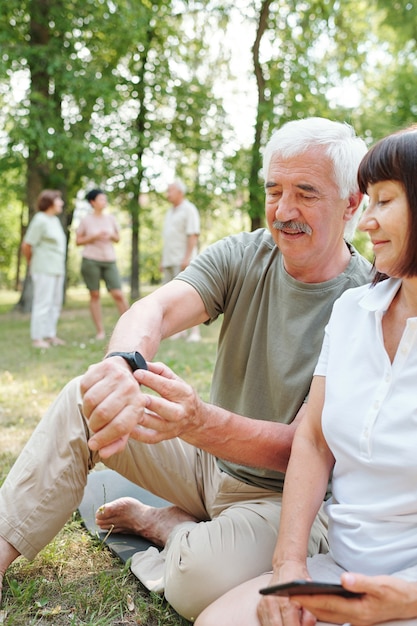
[292,573,417,626]
[80,357,149,457]
[132,361,205,443]
[80,358,205,458]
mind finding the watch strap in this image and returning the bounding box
[105,351,147,372]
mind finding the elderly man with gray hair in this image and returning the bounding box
[0,118,372,621]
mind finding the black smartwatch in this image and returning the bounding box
[105,351,148,372]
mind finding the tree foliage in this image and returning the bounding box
[0,0,232,300]
[247,0,373,226]
[1,0,417,293]
[350,1,417,141]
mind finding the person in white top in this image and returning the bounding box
[22,189,67,349]
[161,179,201,342]
[76,189,129,340]
[195,126,417,626]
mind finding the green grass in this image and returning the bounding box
[0,286,220,625]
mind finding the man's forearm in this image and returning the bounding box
[106,296,163,360]
[106,279,209,358]
[183,402,298,473]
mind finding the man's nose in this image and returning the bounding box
[275,193,300,221]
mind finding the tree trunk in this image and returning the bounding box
[130,194,140,301]
[129,25,154,301]
[14,273,33,313]
[249,0,274,231]
[16,0,53,312]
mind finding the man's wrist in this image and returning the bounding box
[105,351,147,372]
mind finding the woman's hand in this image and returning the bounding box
[289,573,417,626]
[257,563,317,626]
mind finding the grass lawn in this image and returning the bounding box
[0,286,220,625]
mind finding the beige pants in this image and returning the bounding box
[0,377,328,620]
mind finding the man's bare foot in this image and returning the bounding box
[0,537,20,603]
[95,497,198,547]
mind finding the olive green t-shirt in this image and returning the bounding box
[177,229,373,492]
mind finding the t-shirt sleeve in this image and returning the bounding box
[185,204,200,235]
[24,215,43,246]
[76,217,86,236]
[176,236,237,322]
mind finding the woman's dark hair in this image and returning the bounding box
[357,125,417,280]
[86,188,104,203]
[37,189,62,212]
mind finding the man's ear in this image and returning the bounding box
[344,191,364,222]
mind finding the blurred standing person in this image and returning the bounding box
[76,189,129,340]
[22,189,66,349]
[162,179,201,341]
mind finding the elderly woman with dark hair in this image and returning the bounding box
[22,189,66,349]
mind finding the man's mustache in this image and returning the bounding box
[273,220,313,236]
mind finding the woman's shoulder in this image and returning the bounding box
[332,283,373,315]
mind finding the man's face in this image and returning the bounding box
[167,184,183,206]
[265,147,354,281]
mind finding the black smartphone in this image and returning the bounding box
[259,579,363,599]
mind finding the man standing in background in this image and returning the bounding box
[162,179,201,342]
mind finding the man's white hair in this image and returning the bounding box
[262,118,368,241]
[171,178,187,194]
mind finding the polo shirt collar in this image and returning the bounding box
[359,277,402,313]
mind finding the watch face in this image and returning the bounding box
[133,351,147,370]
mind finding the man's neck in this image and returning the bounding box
[284,241,352,283]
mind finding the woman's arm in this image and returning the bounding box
[273,375,334,566]
[257,376,335,625]
[21,241,32,264]
[75,229,96,245]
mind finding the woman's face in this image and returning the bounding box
[52,196,64,214]
[359,180,410,277]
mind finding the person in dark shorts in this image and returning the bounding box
[76,188,129,339]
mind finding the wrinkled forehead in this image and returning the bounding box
[266,147,336,186]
